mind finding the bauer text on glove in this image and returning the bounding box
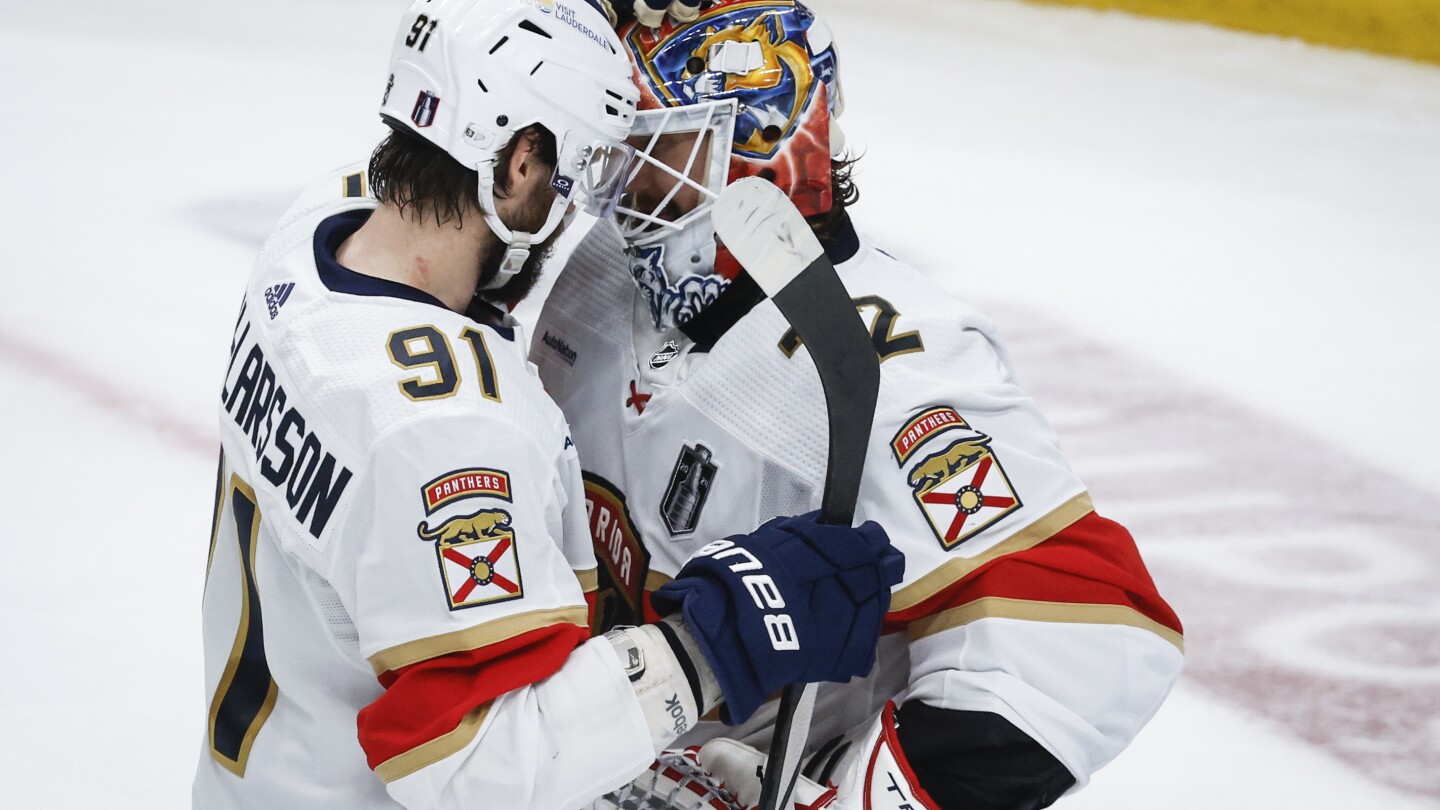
[651,513,905,724]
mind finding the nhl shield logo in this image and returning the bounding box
[908,436,1021,551]
[411,90,440,128]
[661,443,718,536]
[417,508,524,610]
[649,340,680,370]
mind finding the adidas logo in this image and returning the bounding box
[265,283,295,319]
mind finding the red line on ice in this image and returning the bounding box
[0,328,215,457]
[987,300,1440,800]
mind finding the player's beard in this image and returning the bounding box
[477,190,563,308]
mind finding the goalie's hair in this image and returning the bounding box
[811,155,862,244]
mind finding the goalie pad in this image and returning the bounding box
[698,739,837,810]
[591,748,742,810]
[686,702,939,810]
[830,702,941,810]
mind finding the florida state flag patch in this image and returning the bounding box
[417,508,524,610]
[416,467,521,610]
[897,410,1022,551]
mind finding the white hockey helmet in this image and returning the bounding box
[380,0,640,288]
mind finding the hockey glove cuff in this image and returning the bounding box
[606,619,723,753]
[652,513,905,725]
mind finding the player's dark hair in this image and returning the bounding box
[368,122,558,227]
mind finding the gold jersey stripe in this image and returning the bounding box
[368,605,588,675]
[374,702,492,784]
[574,568,600,593]
[645,570,674,592]
[890,492,1094,614]
[208,474,280,777]
[906,596,1185,653]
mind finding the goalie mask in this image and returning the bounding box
[616,0,846,330]
[381,0,640,289]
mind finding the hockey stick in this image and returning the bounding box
[712,178,882,810]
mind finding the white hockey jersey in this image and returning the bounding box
[194,166,653,809]
[531,219,1185,791]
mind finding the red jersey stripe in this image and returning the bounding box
[885,511,1182,641]
[360,622,590,779]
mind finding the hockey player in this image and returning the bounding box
[531,2,1186,808]
[194,2,903,808]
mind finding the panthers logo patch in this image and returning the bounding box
[417,508,524,610]
[892,407,969,465]
[416,467,520,610]
[897,409,1022,551]
[421,468,511,513]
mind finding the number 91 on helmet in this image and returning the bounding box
[379,0,641,287]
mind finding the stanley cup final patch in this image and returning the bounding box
[661,443,717,537]
[411,90,440,128]
[416,469,523,610]
[895,410,1022,551]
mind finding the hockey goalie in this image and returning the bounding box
[537,2,1187,808]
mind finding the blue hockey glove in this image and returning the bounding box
[652,513,905,725]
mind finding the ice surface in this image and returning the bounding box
[2,0,1437,806]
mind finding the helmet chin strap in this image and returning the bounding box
[476,182,569,291]
[492,232,534,290]
[477,204,532,291]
